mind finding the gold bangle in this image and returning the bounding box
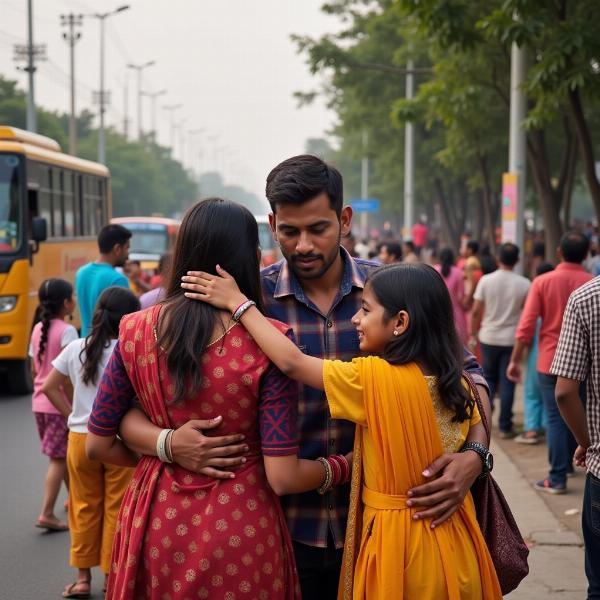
[317,457,333,495]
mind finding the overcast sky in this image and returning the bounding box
[0,0,337,198]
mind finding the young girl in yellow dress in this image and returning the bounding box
[182,262,502,600]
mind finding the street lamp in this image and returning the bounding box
[127,60,156,140]
[141,89,166,142]
[163,103,182,152]
[92,4,130,164]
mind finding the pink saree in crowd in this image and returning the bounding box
[89,304,301,599]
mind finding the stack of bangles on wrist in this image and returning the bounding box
[156,428,175,463]
[232,300,256,322]
[316,455,351,495]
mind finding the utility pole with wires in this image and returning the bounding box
[13,0,46,132]
[163,104,182,154]
[60,13,83,155]
[141,89,166,143]
[127,60,155,141]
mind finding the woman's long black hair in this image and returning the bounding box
[35,278,73,361]
[368,263,472,422]
[158,198,264,403]
[439,247,455,278]
[80,287,140,385]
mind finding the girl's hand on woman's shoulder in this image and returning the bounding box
[182,265,247,313]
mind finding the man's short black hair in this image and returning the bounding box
[384,242,402,261]
[266,155,343,217]
[499,242,520,267]
[467,240,479,254]
[98,224,132,254]
[560,231,590,263]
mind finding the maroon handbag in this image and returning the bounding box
[463,372,529,595]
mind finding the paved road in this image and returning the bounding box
[0,390,104,600]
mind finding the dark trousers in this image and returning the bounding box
[480,343,515,432]
[538,373,577,487]
[583,473,600,599]
[293,535,344,600]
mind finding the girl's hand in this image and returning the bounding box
[182,265,247,313]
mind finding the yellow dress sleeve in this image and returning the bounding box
[455,387,482,450]
[323,359,367,426]
[470,401,481,427]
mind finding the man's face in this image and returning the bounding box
[114,240,130,267]
[269,193,351,281]
[378,245,392,264]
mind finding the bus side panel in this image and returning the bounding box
[0,258,31,360]
[27,238,98,335]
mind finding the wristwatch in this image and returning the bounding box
[460,442,493,478]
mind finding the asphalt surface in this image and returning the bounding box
[0,389,104,600]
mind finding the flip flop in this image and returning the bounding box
[35,518,69,531]
[62,581,91,599]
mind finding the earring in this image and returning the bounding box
[393,330,399,336]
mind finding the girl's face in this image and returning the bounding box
[352,284,404,354]
[64,296,75,316]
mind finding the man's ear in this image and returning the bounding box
[340,205,353,238]
[268,212,277,239]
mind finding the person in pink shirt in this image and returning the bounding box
[435,247,468,343]
[29,278,78,530]
[507,232,592,494]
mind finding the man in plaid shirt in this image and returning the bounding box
[262,155,491,598]
[551,277,600,597]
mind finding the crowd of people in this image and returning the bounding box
[25,154,599,599]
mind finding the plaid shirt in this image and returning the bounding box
[551,277,600,480]
[261,249,487,548]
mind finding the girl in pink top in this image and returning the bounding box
[435,248,468,343]
[29,278,78,531]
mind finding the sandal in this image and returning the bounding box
[62,580,91,599]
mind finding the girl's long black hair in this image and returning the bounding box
[439,247,455,278]
[368,263,472,422]
[35,278,73,361]
[158,198,264,403]
[80,287,140,385]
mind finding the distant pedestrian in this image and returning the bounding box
[140,253,171,308]
[508,232,592,494]
[123,259,151,296]
[29,278,78,531]
[435,248,468,342]
[75,224,131,337]
[42,286,140,599]
[402,240,419,264]
[551,276,600,597]
[378,241,402,264]
[411,218,428,256]
[515,262,554,445]
[470,243,531,438]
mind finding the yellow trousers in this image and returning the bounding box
[67,431,133,572]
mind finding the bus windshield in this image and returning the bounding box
[0,153,21,253]
[125,222,169,255]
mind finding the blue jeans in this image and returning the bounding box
[583,473,600,598]
[480,343,515,432]
[537,373,577,487]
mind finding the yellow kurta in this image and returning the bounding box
[323,357,502,600]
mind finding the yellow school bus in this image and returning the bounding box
[0,126,110,394]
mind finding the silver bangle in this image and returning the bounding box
[232,300,256,322]
[157,428,174,463]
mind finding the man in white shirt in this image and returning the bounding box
[470,243,531,437]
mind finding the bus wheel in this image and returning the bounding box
[7,359,32,395]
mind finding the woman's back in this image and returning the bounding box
[98,306,300,599]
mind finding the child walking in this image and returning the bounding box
[42,286,140,599]
[183,262,503,599]
[30,278,78,531]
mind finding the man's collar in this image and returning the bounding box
[556,262,587,272]
[273,246,367,300]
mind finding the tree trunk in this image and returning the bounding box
[568,88,600,226]
[477,152,497,253]
[434,177,460,252]
[527,128,563,261]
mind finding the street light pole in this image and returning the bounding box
[162,104,182,154]
[26,0,36,132]
[92,5,130,164]
[61,13,82,155]
[403,55,415,241]
[141,89,166,142]
[127,60,156,140]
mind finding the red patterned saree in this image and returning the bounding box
[89,305,301,599]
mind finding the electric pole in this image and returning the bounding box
[127,60,155,140]
[163,103,182,153]
[141,89,166,142]
[60,13,83,155]
[13,0,46,132]
[403,54,415,241]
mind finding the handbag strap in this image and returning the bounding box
[462,371,491,445]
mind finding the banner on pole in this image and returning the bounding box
[501,173,518,243]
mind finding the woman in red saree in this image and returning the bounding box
[86,199,339,600]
